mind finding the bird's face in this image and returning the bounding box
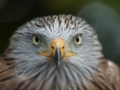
[8,15,103,78]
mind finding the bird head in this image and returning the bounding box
[8,15,103,87]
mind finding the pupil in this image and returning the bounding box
[35,37,39,42]
[76,37,79,42]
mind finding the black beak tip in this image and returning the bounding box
[56,62,60,69]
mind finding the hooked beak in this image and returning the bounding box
[39,38,76,70]
[52,47,62,70]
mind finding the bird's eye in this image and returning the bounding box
[32,35,41,46]
[73,34,82,45]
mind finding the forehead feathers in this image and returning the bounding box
[16,15,94,40]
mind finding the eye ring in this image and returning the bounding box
[32,35,41,46]
[73,34,82,45]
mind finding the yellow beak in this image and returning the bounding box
[39,38,76,70]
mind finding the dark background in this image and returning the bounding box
[0,0,120,66]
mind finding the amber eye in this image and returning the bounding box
[73,34,82,45]
[32,35,41,46]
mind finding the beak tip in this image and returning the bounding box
[55,60,61,70]
[56,65,61,72]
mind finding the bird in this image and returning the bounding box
[0,15,119,90]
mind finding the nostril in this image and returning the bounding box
[51,46,54,49]
[62,46,64,49]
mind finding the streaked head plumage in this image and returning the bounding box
[7,15,103,89]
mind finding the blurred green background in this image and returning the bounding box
[0,0,120,66]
